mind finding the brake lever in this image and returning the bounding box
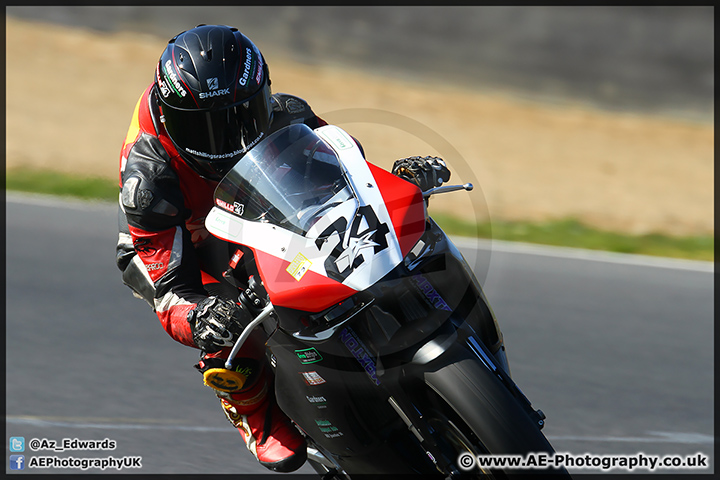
[224,303,275,369]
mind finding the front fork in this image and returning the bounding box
[382,322,546,472]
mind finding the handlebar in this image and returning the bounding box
[225,303,275,369]
[422,183,473,199]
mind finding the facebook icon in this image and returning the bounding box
[10,455,25,470]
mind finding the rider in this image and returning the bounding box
[115,24,450,472]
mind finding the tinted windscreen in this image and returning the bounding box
[215,124,354,236]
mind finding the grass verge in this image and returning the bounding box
[5,168,714,262]
[6,167,118,202]
[433,214,713,262]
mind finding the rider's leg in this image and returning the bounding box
[197,278,307,472]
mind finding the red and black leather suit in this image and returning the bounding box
[115,84,327,345]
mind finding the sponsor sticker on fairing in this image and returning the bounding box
[295,348,323,364]
[411,274,452,311]
[315,419,343,438]
[215,198,244,216]
[300,371,326,386]
[340,327,381,386]
[306,395,327,408]
[286,253,312,281]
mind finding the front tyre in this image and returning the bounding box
[423,356,571,478]
[424,407,504,478]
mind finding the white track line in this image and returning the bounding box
[6,415,233,433]
[7,417,713,445]
[7,192,713,272]
[548,431,714,445]
[453,237,714,273]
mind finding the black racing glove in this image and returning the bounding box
[187,296,250,353]
[392,156,451,191]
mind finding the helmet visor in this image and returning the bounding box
[161,87,272,178]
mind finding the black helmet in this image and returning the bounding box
[154,24,272,180]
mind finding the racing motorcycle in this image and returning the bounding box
[204,123,570,478]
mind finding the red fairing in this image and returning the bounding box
[367,163,426,256]
[248,162,424,312]
[253,250,357,313]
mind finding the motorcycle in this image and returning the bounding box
[204,123,570,478]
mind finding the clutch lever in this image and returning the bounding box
[422,183,473,199]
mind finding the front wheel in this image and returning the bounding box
[424,407,505,478]
[421,356,571,478]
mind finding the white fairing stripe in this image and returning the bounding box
[315,126,404,290]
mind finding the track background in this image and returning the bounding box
[5,6,714,236]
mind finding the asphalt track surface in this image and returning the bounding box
[5,193,714,475]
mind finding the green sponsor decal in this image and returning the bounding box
[295,348,323,364]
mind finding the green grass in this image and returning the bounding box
[433,214,714,262]
[5,168,713,262]
[6,168,119,202]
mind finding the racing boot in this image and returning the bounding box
[197,354,307,472]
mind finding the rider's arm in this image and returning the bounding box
[118,143,207,348]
